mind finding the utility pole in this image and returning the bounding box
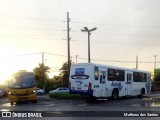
[153,55,157,70]
[75,55,78,63]
[67,12,71,78]
[42,52,45,93]
[136,55,138,69]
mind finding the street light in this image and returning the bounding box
[81,27,97,63]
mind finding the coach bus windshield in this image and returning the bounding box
[8,73,35,89]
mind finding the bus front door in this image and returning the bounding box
[100,70,106,97]
[126,72,132,95]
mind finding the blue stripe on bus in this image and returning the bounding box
[69,89,93,96]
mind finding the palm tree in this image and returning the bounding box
[59,61,72,86]
[33,63,50,89]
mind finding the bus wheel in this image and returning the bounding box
[10,102,13,105]
[139,89,144,98]
[32,100,37,103]
[112,89,119,100]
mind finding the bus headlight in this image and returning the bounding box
[8,92,12,95]
[33,90,36,93]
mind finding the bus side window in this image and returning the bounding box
[116,69,125,81]
[108,68,115,81]
[94,66,99,80]
[133,72,140,82]
[140,73,147,82]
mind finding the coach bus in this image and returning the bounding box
[69,63,151,99]
[6,71,37,105]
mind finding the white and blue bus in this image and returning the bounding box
[69,63,151,99]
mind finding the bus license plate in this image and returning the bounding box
[77,87,81,90]
[18,97,27,101]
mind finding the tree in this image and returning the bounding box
[153,69,160,91]
[59,61,72,87]
[33,63,50,88]
[153,73,160,91]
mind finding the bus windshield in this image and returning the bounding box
[8,72,35,89]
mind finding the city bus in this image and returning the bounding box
[6,71,37,105]
[69,63,151,99]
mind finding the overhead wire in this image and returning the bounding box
[1,14,160,38]
[1,14,160,65]
[0,14,66,22]
[71,20,160,29]
[0,35,67,41]
[70,30,160,37]
[12,52,160,64]
[71,39,160,46]
[12,52,42,57]
[0,25,65,32]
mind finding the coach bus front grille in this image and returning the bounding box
[13,93,32,96]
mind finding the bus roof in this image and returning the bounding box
[71,63,150,73]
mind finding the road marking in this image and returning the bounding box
[45,104,56,106]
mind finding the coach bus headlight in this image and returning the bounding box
[33,90,36,93]
[8,92,12,95]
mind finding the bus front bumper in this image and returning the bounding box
[8,93,37,102]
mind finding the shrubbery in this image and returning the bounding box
[49,92,82,99]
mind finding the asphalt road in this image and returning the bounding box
[0,94,160,120]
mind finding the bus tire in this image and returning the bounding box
[32,100,37,103]
[112,89,119,100]
[10,102,13,105]
[139,89,144,98]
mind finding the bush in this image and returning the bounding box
[49,92,82,99]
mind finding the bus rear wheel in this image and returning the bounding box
[112,89,119,100]
[139,89,144,98]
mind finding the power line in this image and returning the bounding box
[71,39,160,46]
[44,52,68,57]
[1,25,160,38]
[70,12,154,22]
[95,32,160,37]
[0,36,68,41]
[0,25,65,32]
[12,52,41,57]
[71,30,160,38]
[0,14,66,22]
[1,35,159,46]
[91,59,160,64]
[71,56,160,63]
[11,33,65,36]
[2,14,157,29]
[12,52,160,64]
[71,20,160,29]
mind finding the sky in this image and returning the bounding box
[0,0,160,83]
